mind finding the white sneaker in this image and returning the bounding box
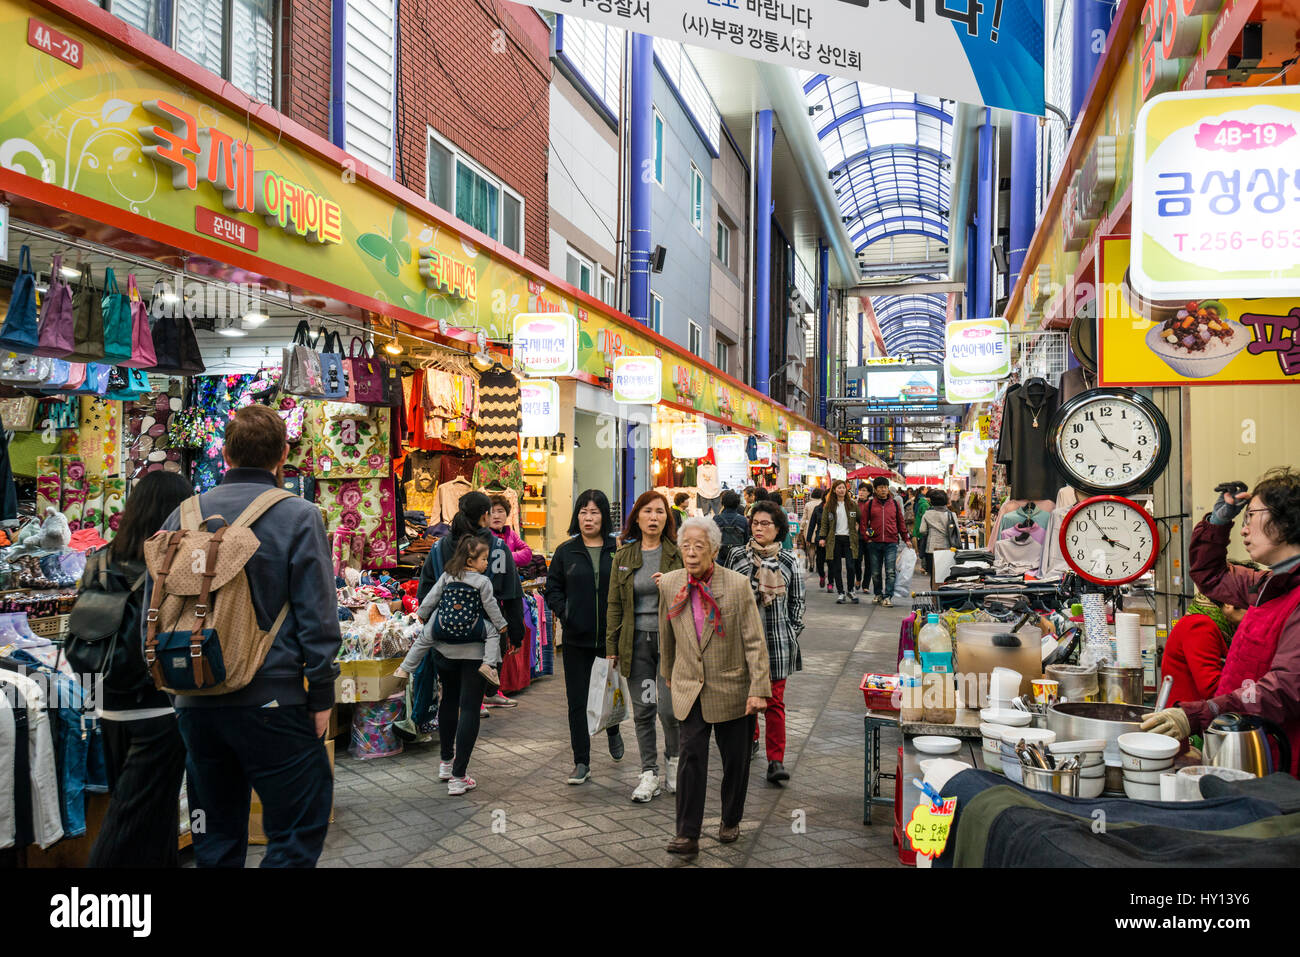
[665,756,679,794]
[631,769,661,803]
[438,761,454,781]
[448,775,477,796]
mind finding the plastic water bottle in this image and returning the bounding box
[917,614,957,723]
[899,650,923,723]
[917,614,953,674]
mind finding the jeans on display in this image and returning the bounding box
[176,705,333,868]
[827,535,853,595]
[89,714,187,868]
[696,495,722,516]
[675,697,754,838]
[434,651,487,778]
[630,629,679,773]
[751,678,788,762]
[562,643,619,766]
[867,542,899,598]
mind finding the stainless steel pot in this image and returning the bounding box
[1098,666,1144,706]
[1020,765,1080,797]
[1046,701,1154,764]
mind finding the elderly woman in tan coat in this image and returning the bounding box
[660,516,771,858]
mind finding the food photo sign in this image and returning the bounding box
[1099,236,1300,386]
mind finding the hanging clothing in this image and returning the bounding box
[0,669,63,849]
[476,367,521,460]
[189,374,254,493]
[434,477,473,526]
[0,430,17,521]
[996,383,1064,501]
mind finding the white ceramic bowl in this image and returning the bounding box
[1144,319,1248,379]
[1118,732,1181,760]
[1078,776,1105,799]
[988,697,1018,712]
[1120,751,1175,772]
[914,735,962,755]
[981,722,1016,754]
[1080,764,1106,779]
[1048,738,1106,755]
[1000,752,1024,784]
[1123,766,1170,785]
[1175,765,1257,800]
[1123,778,1163,801]
[1000,727,1056,748]
[980,708,1032,728]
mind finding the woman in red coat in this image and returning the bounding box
[1161,592,1246,705]
[1143,468,1300,775]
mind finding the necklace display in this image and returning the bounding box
[1025,393,1046,428]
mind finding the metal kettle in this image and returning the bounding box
[1203,713,1292,777]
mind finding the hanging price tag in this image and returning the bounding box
[905,796,957,859]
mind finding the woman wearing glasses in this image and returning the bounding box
[723,500,805,785]
[1142,468,1300,775]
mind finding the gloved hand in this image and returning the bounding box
[1140,707,1190,740]
[1210,486,1249,525]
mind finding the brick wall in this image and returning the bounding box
[280,0,332,140]
[395,0,551,267]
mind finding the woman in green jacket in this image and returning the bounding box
[606,490,685,804]
[912,487,932,574]
[817,480,861,604]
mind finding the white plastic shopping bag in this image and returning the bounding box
[587,657,629,736]
[894,546,918,600]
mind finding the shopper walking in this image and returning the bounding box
[723,501,804,784]
[801,488,822,561]
[853,484,874,594]
[75,471,193,868]
[818,480,861,604]
[396,535,507,795]
[713,489,750,556]
[743,486,758,517]
[672,492,691,530]
[862,477,911,607]
[606,491,683,803]
[918,489,962,586]
[156,405,340,868]
[809,492,829,591]
[545,490,624,785]
[662,517,771,856]
[488,494,533,568]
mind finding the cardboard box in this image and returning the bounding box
[953,624,1045,709]
[335,658,405,704]
[249,738,335,846]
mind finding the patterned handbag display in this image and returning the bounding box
[312,402,391,478]
[316,476,397,569]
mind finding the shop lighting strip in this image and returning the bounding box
[8,219,475,356]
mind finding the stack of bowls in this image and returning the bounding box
[1048,738,1106,798]
[980,709,1033,774]
[1118,732,1180,800]
[999,727,1056,785]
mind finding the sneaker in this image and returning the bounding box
[873,594,884,605]
[836,594,847,604]
[478,662,500,686]
[447,775,477,796]
[480,704,490,718]
[567,763,591,785]
[484,693,517,708]
[882,598,894,608]
[608,731,625,761]
[665,756,678,793]
[631,769,661,803]
[818,576,825,588]
[751,738,760,758]
[826,584,835,593]
[438,760,454,781]
[850,593,861,604]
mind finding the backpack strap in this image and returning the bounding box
[180,496,204,531]
[144,529,187,688]
[231,489,294,529]
[189,525,231,689]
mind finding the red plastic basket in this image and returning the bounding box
[860,673,900,712]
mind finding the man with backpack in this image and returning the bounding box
[713,490,750,562]
[861,477,911,607]
[145,404,341,868]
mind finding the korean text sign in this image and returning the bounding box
[1132,88,1300,300]
[520,379,561,437]
[612,355,663,404]
[1100,236,1300,385]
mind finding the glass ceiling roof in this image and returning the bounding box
[871,280,948,355]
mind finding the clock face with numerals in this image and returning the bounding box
[1060,495,1160,586]
[1049,388,1171,496]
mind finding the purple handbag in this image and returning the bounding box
[33,253,76,358]
[345,337,386,405]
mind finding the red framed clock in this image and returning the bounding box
[1059,495,1160,586]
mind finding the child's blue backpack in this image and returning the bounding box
[432,579,486,643]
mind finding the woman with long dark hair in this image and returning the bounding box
[545,490,623,784]
[817,480,861,604]
[87,470,194,867]
[606,490,683,803]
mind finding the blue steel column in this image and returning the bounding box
[1072,0,1112,121]
[818,241,829,425]
[754,110,774,395]
[625,32,654,515]
[974,108,994,318]
[1008,112,1036,294]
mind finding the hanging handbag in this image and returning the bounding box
[279,403,306,442]
[73,363,112,396]
[0,353,51,385]
[99,267,134,363]
[167,406,207,449]
[67,263,106,363]
[33,253,76,358]
[379,351,400,406]
[147,280,205,375]
[106,366,150,401]
[281,320,325,396]
[117,274,158,369]
[0,396,38,431]
[0,245,40,353]
[344,336,385,405]
[318,330,349,400]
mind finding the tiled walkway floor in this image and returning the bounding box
[240,569,921,867]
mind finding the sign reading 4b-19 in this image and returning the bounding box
[544,0,1045,115]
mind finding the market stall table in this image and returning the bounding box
[862,708,983,824]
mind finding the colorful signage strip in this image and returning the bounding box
[1132,88,1300,300]
[1099,236,1300,385]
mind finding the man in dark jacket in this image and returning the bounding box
[713,489,750,560]
[151,405,340,868]
[861,477,911,607]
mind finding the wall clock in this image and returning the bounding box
[1060,495,1160,586]
[1049,387,1171,496]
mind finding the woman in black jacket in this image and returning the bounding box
[87,470,194,867]
[545,490,623,784]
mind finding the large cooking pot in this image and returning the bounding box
[1047,702,1154,764]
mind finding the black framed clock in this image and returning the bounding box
[1060,495,1160,586]
[1048,387,1171,497]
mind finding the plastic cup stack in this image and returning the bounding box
[1081,594,1111,666]
[1115,612,1142,668]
